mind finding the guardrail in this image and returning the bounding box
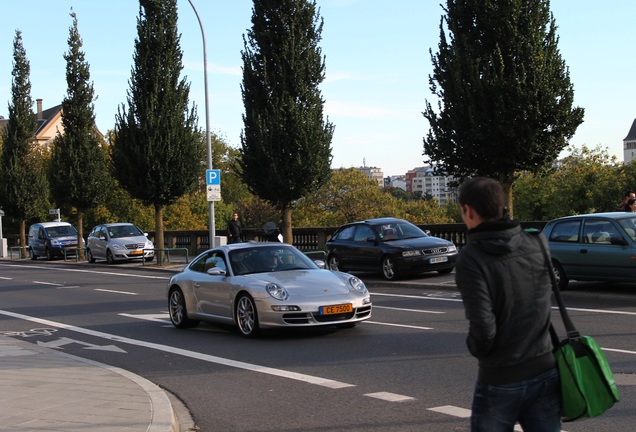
[144,247,189,266]
[304,250,327,260]
[9,246,29,259]
[63,247,87,262]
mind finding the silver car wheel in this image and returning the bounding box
[106,249,115,264]
[382,256,398,280]
[328,255,340,271]
[87,248,96,263]
[236,294,260,338]
[169,288,198,329]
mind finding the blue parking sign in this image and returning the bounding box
[206,169,220,185]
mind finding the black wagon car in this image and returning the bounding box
[326,217,457,280]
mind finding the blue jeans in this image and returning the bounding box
[471,368,561,432]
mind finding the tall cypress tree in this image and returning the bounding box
[240,0,334,243]
[49,12,111,253]
[113,0,200,259]
[423,0,584,215]
[0,30,48,257]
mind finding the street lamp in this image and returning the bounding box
[187,0,215,247]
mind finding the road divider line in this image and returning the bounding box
[372,305,444,314]
[95,289,139,296]
[0,263,169,280]
[372,292,463,302]
[364,392,415,402]
[0,309,356,390]
[33,281,65,286]
[364,321,433,330]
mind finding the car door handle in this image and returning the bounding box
[579,249,588,254]
[194,282,200,289]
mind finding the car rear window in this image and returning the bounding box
[549,220,580,243]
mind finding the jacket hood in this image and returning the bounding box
[466,219,523,256]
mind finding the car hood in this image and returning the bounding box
[244,269,357,297]
[51,235,78,243]
[109,235,149,245]
[388,236,453,249]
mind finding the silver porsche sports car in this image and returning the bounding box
[166,242,372,337]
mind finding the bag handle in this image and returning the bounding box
[532,231,581,341]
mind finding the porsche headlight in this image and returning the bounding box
[348,276,367,294]
[402,250,422,257]
[266,283,289,301]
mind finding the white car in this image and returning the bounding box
[86,223,155,264]
[166,242,372,337]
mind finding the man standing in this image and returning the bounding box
[227,212,242,244]
[455,177,560,432]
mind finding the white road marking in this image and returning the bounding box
[33,281,64,286]
[95,289,138,296]
[372,292,463,302]
[365,392,415,402]
[364,321,433,330]
[120,313,171,323]
[0,277,12,280]
[57,286,80,289]
[429,405,471,418]
[559,306,636,316]
[372,305,444,314]
[0,263,169,280]
[0,309,355,389]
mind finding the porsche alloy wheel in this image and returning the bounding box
[235,294,260,338]
[168,288,199,329]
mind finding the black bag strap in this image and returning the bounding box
[531,231,581,341]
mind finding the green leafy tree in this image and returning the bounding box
[240,0,334,243]
[49,12,111,254]
[0,30,48,256]
[514,146,623,220]
[423,0,584,216]
[293,169,399,226]
[113,0,201,260]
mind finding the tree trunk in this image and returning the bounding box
[77,212,85,260]
[281,203,293,244]
[20,219,27,259]
[499,172,515,219]
[155,204,164,266]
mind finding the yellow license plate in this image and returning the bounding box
[131,249,143,255]
[320,303,353,315]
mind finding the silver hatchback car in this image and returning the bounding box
[86,223,155,264]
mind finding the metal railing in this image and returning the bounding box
[63,247,87,262]
[143,248,189,266]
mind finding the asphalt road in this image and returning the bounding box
[0,259,635,431]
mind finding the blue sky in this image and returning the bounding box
[1,1,635,176]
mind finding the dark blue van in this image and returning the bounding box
[28,222,80,260]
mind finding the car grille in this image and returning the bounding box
[125,243,145,250]
[423,247,450,254]
[282,305,372,325]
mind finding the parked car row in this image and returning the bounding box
[28,221,154,264]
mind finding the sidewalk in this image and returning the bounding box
[0,335,192,432]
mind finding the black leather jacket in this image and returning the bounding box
[455,219,555,385]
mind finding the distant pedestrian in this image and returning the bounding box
[455,177,561,432]
[625,197,636,212]
[227,212,242,244]
[617,190,635,211]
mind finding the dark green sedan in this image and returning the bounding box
[542,212,636,289]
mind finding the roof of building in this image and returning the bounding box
[36,104,62,135]
[624,119,636,141]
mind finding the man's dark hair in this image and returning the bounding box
[458,177,505,220]
[625,190,635,198]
